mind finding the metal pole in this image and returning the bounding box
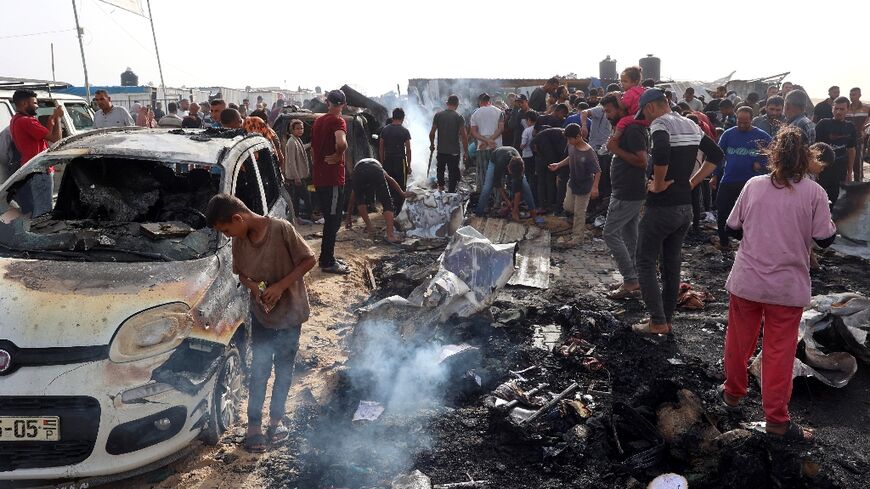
[146,0,167,109]
[51,43,56,81]
[70,0,90,101]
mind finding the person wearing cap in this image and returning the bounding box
[310,89,350,274]
[470,93,505,192]
[632,89,724,335]
[429,95,469,192]
[508,93,530,152]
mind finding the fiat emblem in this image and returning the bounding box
[0,349,10,373]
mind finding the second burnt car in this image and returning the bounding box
[0,127,288,487]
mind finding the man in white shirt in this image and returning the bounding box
[469,93,504,190]
[93,89,135,128]
[157,102,184,128]
[683,87,704,112]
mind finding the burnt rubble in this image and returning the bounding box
[252,237,870,489]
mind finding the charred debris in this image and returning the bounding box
[258,225,869,489]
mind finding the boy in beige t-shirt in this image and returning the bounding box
[206,194,316,453]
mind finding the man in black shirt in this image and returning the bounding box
[379,108,412,212]
[345,158,414,243]
[529,77,559,113]
[531,126,567,213]
[633,89,724,335]
[600,93,649,299]
[815,96,856,205]
[534,103,569,133]
[429,95,468,192]
[813,86,839,123]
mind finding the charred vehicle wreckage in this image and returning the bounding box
[0,127,289,486]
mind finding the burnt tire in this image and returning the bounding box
[200,345,244,445]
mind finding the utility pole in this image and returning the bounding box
[71,0,90,101]
[50,43,56,81]
[146,0,167,108]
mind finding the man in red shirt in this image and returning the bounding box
[9,89,63,217]
[310,90,349,274]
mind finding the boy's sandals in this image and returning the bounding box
[717,385,742,413]
[766,421,815,443]
[267,424,290,445]
[608,286,640,300]
[243,433,267,453]
[631,320,673,336]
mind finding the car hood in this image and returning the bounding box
[0,256,220,348]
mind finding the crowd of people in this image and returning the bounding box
[424,69,856,443]
[6,69,863,449]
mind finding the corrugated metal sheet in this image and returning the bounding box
[467,217,551,289]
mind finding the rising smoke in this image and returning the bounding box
[299,317,468,483]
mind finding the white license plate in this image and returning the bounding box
[0,416,60,441]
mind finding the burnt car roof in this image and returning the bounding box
[46,127,252,166]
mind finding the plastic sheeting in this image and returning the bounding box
[360,226,517,325]
[396,188,466,239]
[751,293,870,388]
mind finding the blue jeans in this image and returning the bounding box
[247,315,301,426]
[475,159,497,216]
[516,176,536,211]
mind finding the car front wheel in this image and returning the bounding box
[200,345,244,445]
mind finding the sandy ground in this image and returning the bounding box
[124,217,393,489]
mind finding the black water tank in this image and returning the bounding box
[121,67,138,86]
[599,55,617,82]
[639,54,660,82]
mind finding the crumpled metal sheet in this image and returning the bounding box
[751,293,869,388]
[467,217,551,289]
[360,226,516,325]
[396,188,466,239]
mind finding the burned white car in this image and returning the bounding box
[0,127,288,486]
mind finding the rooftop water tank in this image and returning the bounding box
[639,54,660,83]
[599,55,617,82]
[120,67,138,86]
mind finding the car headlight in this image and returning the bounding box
[109,303,193,363]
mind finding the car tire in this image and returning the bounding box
[200,345,244,445]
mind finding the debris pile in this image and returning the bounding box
[753,292,869,388]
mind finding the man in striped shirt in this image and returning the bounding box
[632,89,724,336]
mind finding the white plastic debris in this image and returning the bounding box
[648,473,689,489]
[352,400,385,423]
[391,469,432,489]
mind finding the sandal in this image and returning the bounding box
[767,421,815,443]
[607,287,640,300]
[267,424,290,445]
[243,433,267,453]
[321,262,351,275]
[631,320,672,336]
[717,385,741,413]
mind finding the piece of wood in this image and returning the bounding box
[364,263,377,289]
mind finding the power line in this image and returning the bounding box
[0,28,77,40]
[87,0,200,81]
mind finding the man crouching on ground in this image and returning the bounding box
[206,194,316,453]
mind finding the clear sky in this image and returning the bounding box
[2,0,869,100]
